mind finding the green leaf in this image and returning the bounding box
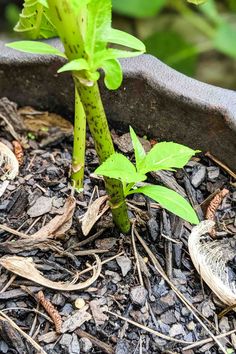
[112,0,166,18]
[214,23,236,59]
[6,41,66,58]
[129,126,146,172]
[102,59,123,90]
[93,48,144,69]
[104,28,145,52]
[85,0,111,59]
[57,58,89,73]
[140,142,198,174]
[187,0,207,4]
[136,185,199,224]
[14,0,57,39]
[94,153,146,183]
[144,31,198,76]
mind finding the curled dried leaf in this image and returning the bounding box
[188,221,236,306]
[0,142,19,180]
[0,255,101,291]
[82,196,109,236]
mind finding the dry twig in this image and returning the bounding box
[205,152,236,180]
[134,227,228,354]
[37,291,62,333]
[0,311,47,354]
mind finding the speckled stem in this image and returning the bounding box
[76,81,130,233]
[71,86,86,190]
[48,0,87,189]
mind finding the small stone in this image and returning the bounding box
[27,196,52,217]
[130,285,148,307]
[207,166,220,181]
[219,317,230,332]
[160,310,177,325]
[105,270,121,284]
[115,339,130,354]
[0,341,9,354]
[147,217,159,241]
[52,293,65,307]
[187,321,196,331]
[79,338,93,353]
[161,291,176,307]
[61,307,91,333]
[173,269,187,284]
[169,323,185,337]
[60,333,80,354]
[191,165,206,188]
[200,299,215,318]
[116,255,132,276]
[61,303,73,315]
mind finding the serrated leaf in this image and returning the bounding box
[14,0,57,39]
[112,0,166,18]
[95,153,146,183]
[136,185,199,224]
[140,142,198,174]
[58,58,89,73]
[104,28,145,52]
[6,41,66,58]
[102,59,123,90]
[214,23,236,59]
[129,126,146,172]
[85,0,111,59]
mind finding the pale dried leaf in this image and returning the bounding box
[82,196,109,236]
[19,107,73,135]
[0,142,19,180]
[90,298,108,326]
[116,255,132,277]
[0,255,101,291]
[188,220,236,306]
[33,196,75,239]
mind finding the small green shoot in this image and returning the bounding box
[95,127,199,224]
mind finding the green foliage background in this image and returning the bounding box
[1,0,236,88]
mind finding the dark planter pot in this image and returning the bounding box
[0,39,236,170]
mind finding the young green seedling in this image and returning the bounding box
[95,127,199,224]
[7,0,145,233]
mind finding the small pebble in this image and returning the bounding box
[207,166,220,181]
[79,338,93,353]
[169,323,185,337]
[130,285,148,307]
[191,165,206,188]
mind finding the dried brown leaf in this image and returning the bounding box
[82,196,109,236]
[0,196,76,253]
[0,142,19,180]
[0,255,101,291]
[90,298,108,326]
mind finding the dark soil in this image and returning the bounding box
[0,102,235,354]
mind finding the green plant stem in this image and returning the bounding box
[48,0,87,189]
[75,79,130,233]
[71,86,86,190]
[169,0,215,38]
